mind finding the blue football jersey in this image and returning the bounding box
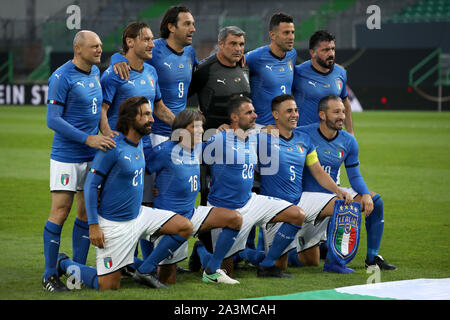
[245,46,297,125]
[47,60,102,163]
[205,131,258,209]
[146,140,201,217]
[292,61,348,126]
[147,39,198,136]
[101,63,161,132]
[258,131,316,204]
[298,123,359,193]
[90,134,145,221]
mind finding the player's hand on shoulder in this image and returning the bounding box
[86,135,117,151]
[113,61,131,80]
[217,123,231,132]
[89,224,105,248]
[361,193,374,217]
[261,125,279,137]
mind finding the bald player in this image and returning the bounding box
[43,30,115,292]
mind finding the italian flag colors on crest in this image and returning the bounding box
[334,224,357,256]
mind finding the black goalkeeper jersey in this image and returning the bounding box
[189,54,251,130]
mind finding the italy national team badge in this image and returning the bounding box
[296,143,304,153]
[337,150,344,158]
[287,60,293,72]
[327,199,361,265]
[60,174,70,186]
[104,257,113,269]
[147,75,154,87]
[334,78,343,93]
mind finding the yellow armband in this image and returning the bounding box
[306,149,319,166]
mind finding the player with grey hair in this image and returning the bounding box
[188,25,251,211]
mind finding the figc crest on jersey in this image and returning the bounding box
[334,78,343,93]
[327,199,361,265]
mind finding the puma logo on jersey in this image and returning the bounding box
[164,62,172,69]
[124,155,131,162]
[217,79,226,85]
[265,65,273,71]
[55,73,61,79]
[308,81,317,87]
[76,81,85,87]
[128,80,135,86]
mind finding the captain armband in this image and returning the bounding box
[305,149,319,166]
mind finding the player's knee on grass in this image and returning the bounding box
[158,264,177,284]
[298,247,320,267]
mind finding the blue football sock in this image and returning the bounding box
[197,243,212,268]
[205,228,239,274]
[139,239,154,260]
[246,226,256,250]
[60,258,99,290]
[43,220,62,280]
[365,194,384,262]
[256,227,265,251]
[238,248,265,266]
[133,257,143,270]
[137,234,187,274]
[72,217,90,264]
[288,249,303,267]
[259,223,301,268]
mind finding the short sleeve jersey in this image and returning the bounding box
[292,61,348,126]
[146,140,201,217]
[258,131,316,204]
[146,39,198,136]
[245,46,297,125]
[204,131,258,209]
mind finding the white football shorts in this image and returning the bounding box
[49,159,91,192]
[155,205,214,265]
[210,193,293,259]
[263,188,358,254]
[95,206,176,276]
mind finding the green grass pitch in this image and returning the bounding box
[0,106,449,300]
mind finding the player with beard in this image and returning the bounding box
[292,30,354,135]
[56,96,193,290]
[291,95,396,272]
